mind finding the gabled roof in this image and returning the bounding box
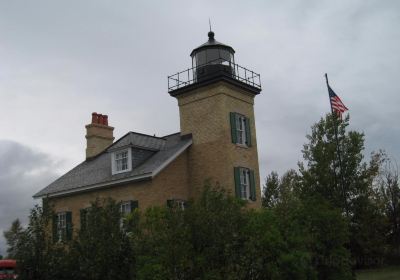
[33,132,192,198]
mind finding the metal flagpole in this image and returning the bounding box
[325,73,349,217]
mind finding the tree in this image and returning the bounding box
[263,172,352,279]
[70,198,135,280]
[262,169,299,208]
[3,219,23,259]
[298,114,388,267]
[377,153,400,262]
[12,200,72,280]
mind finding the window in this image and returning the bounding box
[116,150,128,171]
[167,199,187,210]
[112,148,132,174]
[54,211,72,242]
[230,112,251,146]
[234,167,256,201]
[120,200,138,228]
[236,115,247,145]
[239,168,250,200]
[120,201,132,214]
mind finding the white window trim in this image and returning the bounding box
[120,201,132,215]
[235,114,247,146]
[56,212,67,242]
[120,201,132,229]
[239,168,251,200]
[168,199,187,210]
[175,200,186,210]
[111,148,132,175]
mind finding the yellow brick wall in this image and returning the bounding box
[85,123,114,158]
[176,81,262,208]
[50,79,262,234]
[50,150,189,232]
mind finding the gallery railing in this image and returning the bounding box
[168,59,261,92]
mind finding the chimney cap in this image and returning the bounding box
[90,112,110,126]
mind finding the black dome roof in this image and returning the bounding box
[190,31,235,57]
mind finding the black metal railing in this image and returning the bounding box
[168,59,261,92]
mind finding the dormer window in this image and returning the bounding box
[112,148,132,174]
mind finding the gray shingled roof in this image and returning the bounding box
[33,132,192,198]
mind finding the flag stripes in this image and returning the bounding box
[328,85,348,118]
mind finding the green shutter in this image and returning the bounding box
[230,112,237,144]
[249,170,256,201]
[130,200,139,211]
[80,209,87,231]
[66,212,72,241]
[234,167,241,198]
[53,214,58,243]
[245,117,252,147]
[167,199,174,208]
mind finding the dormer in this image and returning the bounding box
[107,132,167,176]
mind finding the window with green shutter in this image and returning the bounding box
[120,200,138,229]
[130,200,139,211]
[234,167,256,201]
[54,211,72,242]
[52,214,58,243]
[167,199,187,210]
[249,170,256,201]
[230,112,251,147]
[244,117,252,147]
[66,212,72,241]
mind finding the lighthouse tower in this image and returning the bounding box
[168,31,262,207]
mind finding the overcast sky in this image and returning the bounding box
[1,0,399,255]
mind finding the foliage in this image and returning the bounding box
[263,114,399,271]
[262,170,299,208]
[11,200,72,280]
[5,114,399,278]
[5,185,322,279]
[376,154,400,262]
[3,219,23,259]
[70,198,135,280]
[134,186,315,280]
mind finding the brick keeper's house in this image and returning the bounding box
[34,31,263,241]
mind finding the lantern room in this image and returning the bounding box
[190,31,235,82]
[190,31,235,68]
[168,30,261,95]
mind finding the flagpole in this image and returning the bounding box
[325,73,349,217]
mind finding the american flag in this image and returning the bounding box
[328,85,348,119]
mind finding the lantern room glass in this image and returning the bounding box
[192,48,235,68]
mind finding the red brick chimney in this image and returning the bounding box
[85,112,114,159]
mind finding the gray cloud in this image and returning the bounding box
[0,140,60,256]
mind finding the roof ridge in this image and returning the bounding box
[127,131,167,140]
[162,132,180,138]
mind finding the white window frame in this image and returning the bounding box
[239,168,251,200]
[56,212,67,242]
[120,201,132,215]
[111,148,132,175]
[168,199,187,210]
[120,201,132,229]
[175,200,186,210]
[235,114,247,146]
